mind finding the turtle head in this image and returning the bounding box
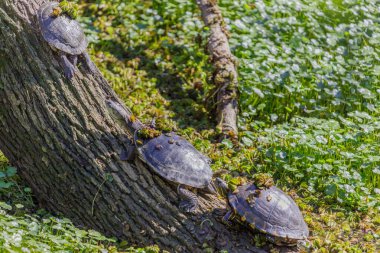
[214,177,229,198]
[50,6,62,17]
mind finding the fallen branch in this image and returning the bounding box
[196,0,239,140]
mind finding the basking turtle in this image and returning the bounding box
[215,178,309,245]
[38,2,96,79]
[106,100,214,212]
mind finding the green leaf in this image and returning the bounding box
[221,139,233,149]
[0,181,14,189]
[0,201,12,210]
[373,65,380,75]
[6,166,17,177]
[325,184,337,196]
[15,204,24,209]
[241,136,253,147]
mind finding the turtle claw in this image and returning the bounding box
[64,64,76,79]
[60,53,76,79]
[120,145,136,161]
[87,60,97,73]
[82,52,97,74]
[120,149,129,161]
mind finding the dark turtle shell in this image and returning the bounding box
[137,133,212,188]
[228,183,308,243]
[38,2,88,55]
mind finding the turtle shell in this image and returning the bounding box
[137,133,212,188]
[228,183,309,243]
[38,2,88,55]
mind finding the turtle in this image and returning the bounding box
[38,2,96,79]
[214,178,309,246]
[121,132,215,213]
[105,99,215,213]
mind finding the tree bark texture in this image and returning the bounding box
[196,0,239,139]
[0,1,295,252]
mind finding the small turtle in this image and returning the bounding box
[215,178,309,245]
[38,2,96,79]
[121,132,214,212]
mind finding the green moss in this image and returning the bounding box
[341,222,351,233]
[373,215,380,225]
[154,118,175,132]
[0,151,8,168]
[144,245,160,253]
[59,0,79,19]
[227,176,248,192]
[363,233,374,242]
[252,173,274,189]
[138,127,161,139]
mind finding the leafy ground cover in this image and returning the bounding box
[1,0,379,252]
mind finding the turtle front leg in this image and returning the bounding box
[120,145,136,161]
[205,182,217,194]
[70,55,78,67]
[82,51,97,74]
[178,184,198,213]
[60,53,76,79]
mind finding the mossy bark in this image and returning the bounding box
[196,0,239,139]
[0,1,295,252]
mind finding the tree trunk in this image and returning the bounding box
[0,1,293,252]
[196,0,239,139]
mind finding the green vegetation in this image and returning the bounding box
[59,0,79,19]
[1,0,379,252]
[0,153,119,252]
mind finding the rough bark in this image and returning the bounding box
[196,0,239,139]
[0,1,295,252]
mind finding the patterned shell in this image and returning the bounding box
[138,133,212,188]
[228,184,309,241]
[38,2,88,55]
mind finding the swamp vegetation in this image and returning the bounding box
[0,0,379,252]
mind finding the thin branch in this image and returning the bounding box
[196,0,239,140]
